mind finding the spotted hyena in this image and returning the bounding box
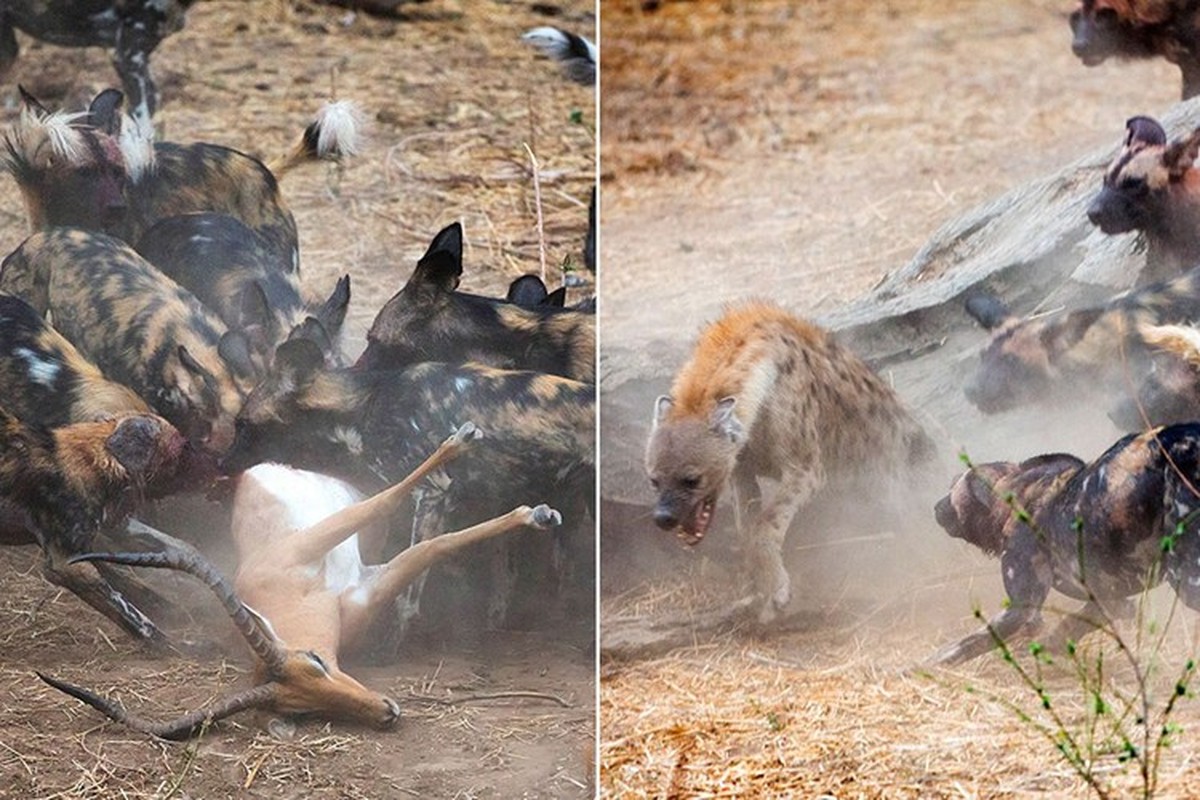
[645,301,936,623]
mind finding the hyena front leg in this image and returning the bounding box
[747,462,823,624]
[731,458,761,546]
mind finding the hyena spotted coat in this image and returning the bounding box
[646,301,935,623]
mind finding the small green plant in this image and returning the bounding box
[946,452,1197,799]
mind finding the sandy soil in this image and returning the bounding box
[600,0,1200,796]
[0,1,595,797]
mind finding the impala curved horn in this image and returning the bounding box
[68,549,287,672]
[37,671,277,741]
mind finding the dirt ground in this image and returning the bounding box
[0,1,594,798]
[600,0,1200,796]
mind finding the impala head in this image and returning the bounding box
[38,546,399,739]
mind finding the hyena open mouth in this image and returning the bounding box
[678,496,716,546]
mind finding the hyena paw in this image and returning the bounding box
[529,504,563,529]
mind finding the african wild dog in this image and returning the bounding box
[1088,115,1200,284]
[0,228,250,454]
[1102,320,1200,428]
[0,292,149,429]
[963,267,1200,421]
[37,424,564,739]
[507,274,568,308]
[357,222,596,382]
[522,27,598,86]
[1069,0,1200,99]
[932,423,1200,664]
[2,89,362,277]
[221,337,596,634]
[0,1,194,126]
[645,301,936,624]
[0,406,214,643]
[135,212,353,369]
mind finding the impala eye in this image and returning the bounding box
[304,651,329,674]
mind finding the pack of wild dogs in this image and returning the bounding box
[0,13,596,740]
[645,1,1200,662]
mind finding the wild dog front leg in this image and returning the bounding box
[342,504,563,647]
[747,463,823,625]
[931,540,1051,665]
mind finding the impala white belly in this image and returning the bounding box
[242,463,368,594]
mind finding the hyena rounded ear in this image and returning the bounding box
[1124,116,1166,149]
[651,395,673,429]
[710,396,745,443]
[1163,127,1200,180]
[105,415,162,476]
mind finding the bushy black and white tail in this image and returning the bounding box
[522,27,596,86]
[269,100,364,178]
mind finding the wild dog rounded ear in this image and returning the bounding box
[1124,116,1166,149]
[286,316,333,358]
[1163,127,1200,180]
[273,338,324,388]
[710,396,745,443]
[964,292,1013,330]
[87,90,125,136]
[651,395,673,429]
[105,415,162,475]
[412,222,464,292]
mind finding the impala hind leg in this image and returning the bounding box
[286,423,480,567]
[342,505,562,647]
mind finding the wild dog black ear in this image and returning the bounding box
[177,345,218,390]
[273,338,324,389]
[411,222,463,292]
[105,415,162,475]
[217,330,258,381]
[507,274,549,306]
[1124,116,1166,149]
[314,274,350,338]
[17,86,48,117]
[87,89,125,136]
[652,395,673,429]
[1163,127,1200,180]
[710,396,745,443]
[286,316,333,358]
[544,286,568,307]
[1038,307,1105,355]
[964,293,1013,330]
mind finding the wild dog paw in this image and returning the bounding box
[529,504,563,529]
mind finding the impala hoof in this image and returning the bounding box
[530,504,562,529]
[450,421,482,445]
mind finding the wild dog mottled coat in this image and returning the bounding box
[221,338,596,630]
[0,292,149,429]
[0,1,193,125]
[0,228,249,454]
[2,90,361,277]
[933,423,1200,664]
[1087,116,1200,284]
[963,266,1200,422]
[1069,0,1200,99]
[357,222,595,382]
[0,406,214,641]
[645,301,935,623]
